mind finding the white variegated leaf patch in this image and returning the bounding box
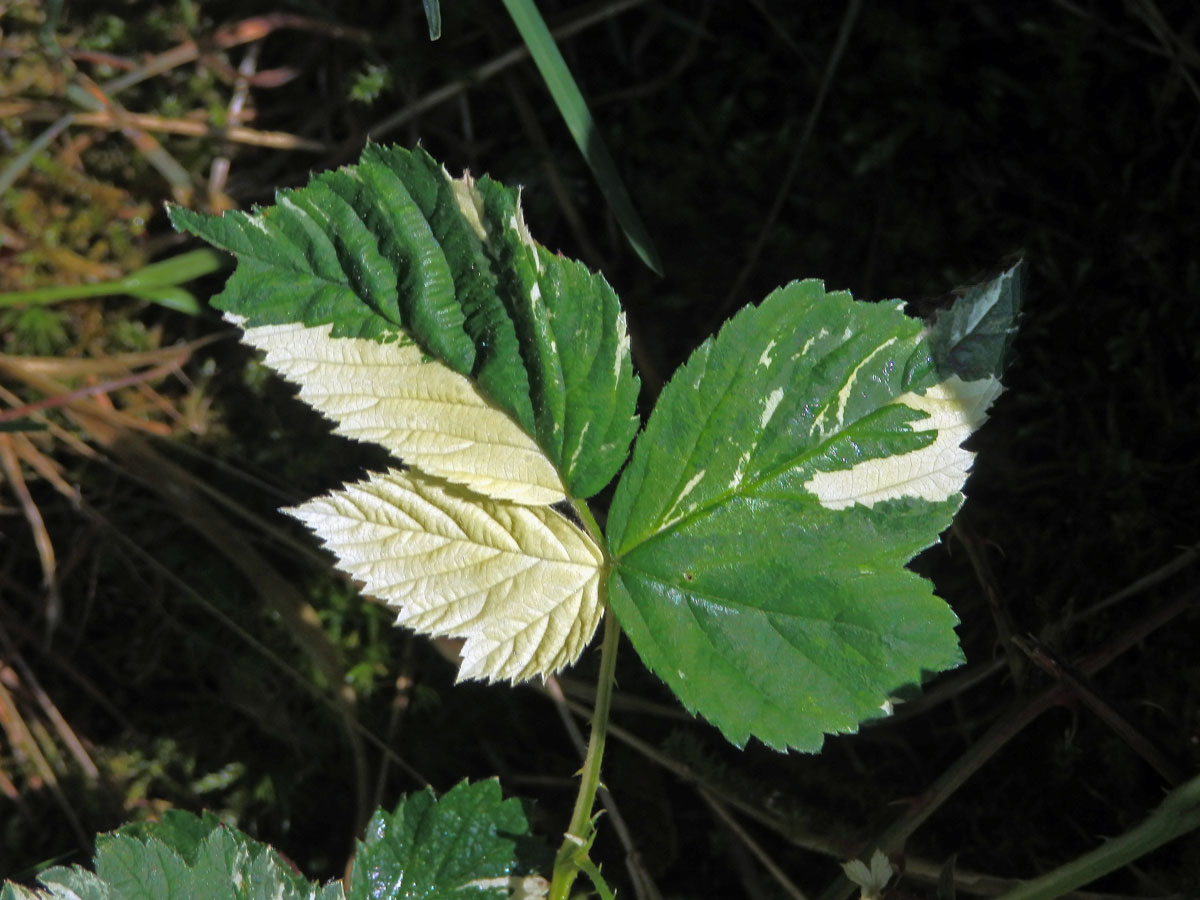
[803,374,1002,510]
[233,316,567,507]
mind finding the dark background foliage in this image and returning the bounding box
[2,1,1198,896]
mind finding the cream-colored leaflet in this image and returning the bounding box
[288,468,604,682]
[803,374,1002,510]
[232,317,566,506]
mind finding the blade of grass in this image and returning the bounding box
[718,0,863,319]
[0,622,98,779]
[209,43,262,209]
[0,249,224,313]
[70,72,195,204]
[366,1,645,141]
[0,361,183,426]
[422,0,443,40]
[5,334,227,378]
[0,676,90,853]
[501,0,663,274]
[0,114,74,196]
[0,102,327,152]
[124,286,202,314]
[0,436,60,628]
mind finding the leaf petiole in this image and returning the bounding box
[550,604,622,900]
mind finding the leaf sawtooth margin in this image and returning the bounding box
[606,274,1019,750]
[288,468,605,682]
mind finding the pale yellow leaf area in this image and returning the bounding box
[803,374,1002,510]
[288,468,605,682]
[231,317,566,506]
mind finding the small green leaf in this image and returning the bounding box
[927,259,1023,382]
[351,780,546,900]
[606,276,1019,750]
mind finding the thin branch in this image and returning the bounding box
[718,0,863,320]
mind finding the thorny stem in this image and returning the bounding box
[549,606,622,900]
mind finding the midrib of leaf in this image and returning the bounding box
[613,346,937,560]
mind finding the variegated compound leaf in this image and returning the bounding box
[289,468,604,682]
[606,267,1019,750]
[168,144,638,502]
[231,318,565,506]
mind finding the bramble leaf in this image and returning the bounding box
[1,809,343,900]
[606,268,1020,750]
[288,469,604,682]
[171,138,1018,727]
[350,780,548,900]
[2,788,551,900]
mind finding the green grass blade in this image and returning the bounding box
[0,114,74,196]
[113,248,227,290]
[126,287,202,315]
[421,0,442,40]
[0,249,223,313]
[501,0,663,275]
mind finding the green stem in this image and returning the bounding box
[570,497,605,548]
[992,771,1200,900]
[549,606,622,900]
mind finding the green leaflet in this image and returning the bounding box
[168,144,638,502]
[927,259,1022,382]
[606,271,1020,750]
[350,780,546,900]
